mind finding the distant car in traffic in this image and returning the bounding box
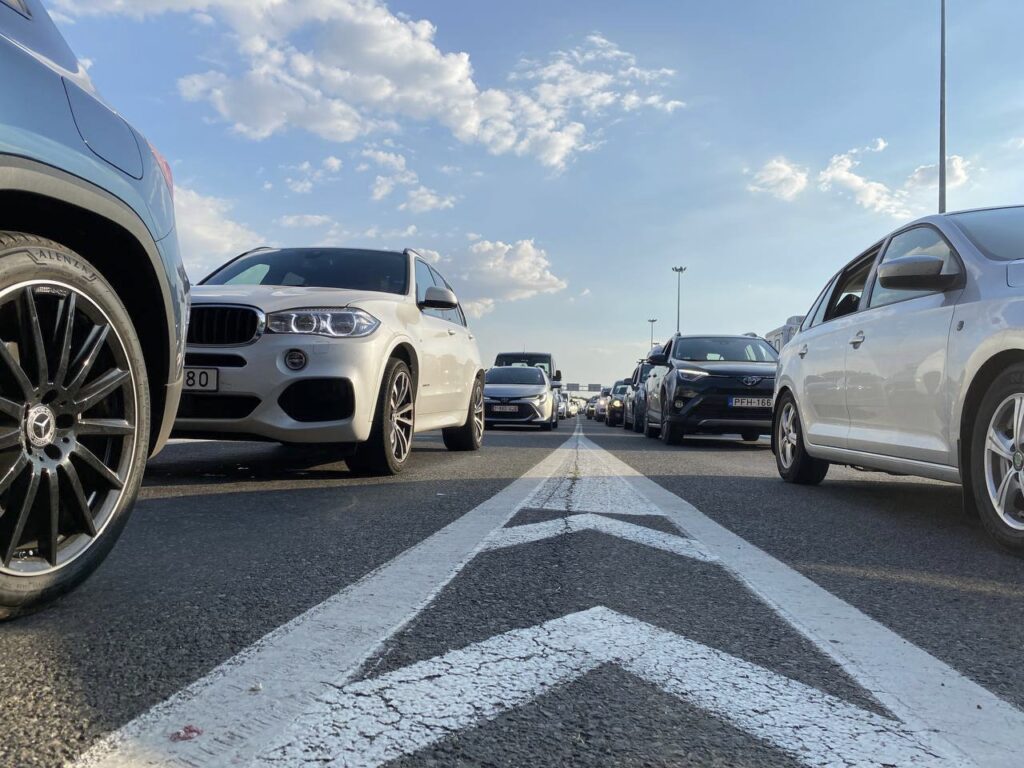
[644,335,777,445]
[483,365,559,431]
[594,388,611,422]
[774,206,1024,553]
[493,352,561,384]
[585,397,597,419]
[0,2,187,618]
[624,355,658,432]
[175,248,485,475]
[557,392,569,419]
[605,380,630,427]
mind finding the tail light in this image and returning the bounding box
[149,142,174,202]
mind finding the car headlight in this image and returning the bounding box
[267,308,380,338]
[676,368,709,382]
[612,399,622,407]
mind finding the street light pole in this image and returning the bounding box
[672,266,687,333]
[647,318,657,349]
[939,0,946,213]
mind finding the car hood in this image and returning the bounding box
[484,384,548,398]
[672,360,777,377]
[190,284,401,313]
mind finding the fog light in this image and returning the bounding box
[285,349,307,371]
[674,399,685,409]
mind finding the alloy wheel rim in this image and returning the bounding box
[472,384,484,442]
[389,370,413,464]
[983,393,1024,531]
[0,281,137,576]
[778,403,798,470]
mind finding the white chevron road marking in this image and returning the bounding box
[255,607,955,768]
[482,513,716,562]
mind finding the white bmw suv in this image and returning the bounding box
[174,247,485,474]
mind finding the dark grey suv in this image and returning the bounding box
[0,1,187,617]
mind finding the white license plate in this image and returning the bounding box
[183,367,219,392]
[492,405,518,412]
[729,397,772,408]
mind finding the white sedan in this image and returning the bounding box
[174,247,485,474]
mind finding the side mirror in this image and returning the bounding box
[420,285,458,310]
[647,352,669,367]
[877,255,960,292]
[554,369,562,382]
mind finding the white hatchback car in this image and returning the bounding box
[174,247,485,474]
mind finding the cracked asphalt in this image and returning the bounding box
[1,417,1022,767]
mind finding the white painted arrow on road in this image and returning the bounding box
[482,513,716,562]
[255,606,955,767]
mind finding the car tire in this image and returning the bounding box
[442,377,484,452]
[552,414,560,430]
[741,430,761,443]
[540,420,553,432]
[633,406,645,433]
[644,410,659,439]
[660,412,683,446]
[774,392,829,486]
[347,358,414,476]
[0,234,151,620]
[969,364,1024,554]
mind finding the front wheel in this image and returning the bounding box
[347,358,414,476]
[443,377,484,452]
[0,235,150,620]
[774,393,829,485]
[970,365,1024,554]
[660,411,683,446]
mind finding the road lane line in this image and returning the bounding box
[482,513,717,562]
[73,427,583,768]
[581,433,1024,768]
[255,607,955,767]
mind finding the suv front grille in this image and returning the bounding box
[188,306,261,346]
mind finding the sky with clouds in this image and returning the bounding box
[50,0,1024,387]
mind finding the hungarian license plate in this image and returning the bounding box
[184,367,219,392]
[492,405,518,413]
[729,397,772,408]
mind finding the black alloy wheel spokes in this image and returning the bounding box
[0,284,136,574]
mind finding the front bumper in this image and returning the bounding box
[484,399,550,425]
[664,386,774,435]
[173,327,394,444]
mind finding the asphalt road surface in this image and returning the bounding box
[2,417,1023,767]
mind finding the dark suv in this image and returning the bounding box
[0,1,187,618]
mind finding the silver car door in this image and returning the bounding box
[429,264,477,417]
[845,226,963,464]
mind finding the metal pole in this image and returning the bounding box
[648,318,657,349]
[939,0,946,213]
[671,266,687,333]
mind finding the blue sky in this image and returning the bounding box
[51,0,1024,386]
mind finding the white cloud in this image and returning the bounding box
[173,186,263,279]
[905,155,971,190]
[278,214,334,228]
[285,178,314,194]
[56,2,682,170]
[457,239,567,317]
[362,148,419,200]
[323,155,344,172]
[818,141,912,219]
[399,185,456,213]
[414,247,443,264]
[282,157,342,194]
[747,157,808,201]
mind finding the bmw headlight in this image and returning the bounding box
[267,308,380,338]
[676,368,709,382]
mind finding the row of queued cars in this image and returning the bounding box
[0,5,489,617]
[596,206,1024,556]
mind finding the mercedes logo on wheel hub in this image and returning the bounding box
[25,404,57,448]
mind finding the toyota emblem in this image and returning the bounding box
[742,376,762,387]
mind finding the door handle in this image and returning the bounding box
[798,344,808,358]
[849,331,865,349]
[447,328,457,336]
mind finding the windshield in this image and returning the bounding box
[494,354,553,375]
[485,367,546,385]
[951,207,1024,261]
[612,383,628,395]
[672,337,778,363]
[204,248,409,294]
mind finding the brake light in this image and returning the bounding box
[149,142,174,202]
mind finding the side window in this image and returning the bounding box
[823,252,876,323]
[414,259,435,307]
[428,265,464,326]
[1,0,30,17]
[868,227,958,309]
[802,276,836,330]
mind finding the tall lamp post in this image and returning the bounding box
[939,0,947,213]
[672,266,687,333]
[647,318,657,349]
